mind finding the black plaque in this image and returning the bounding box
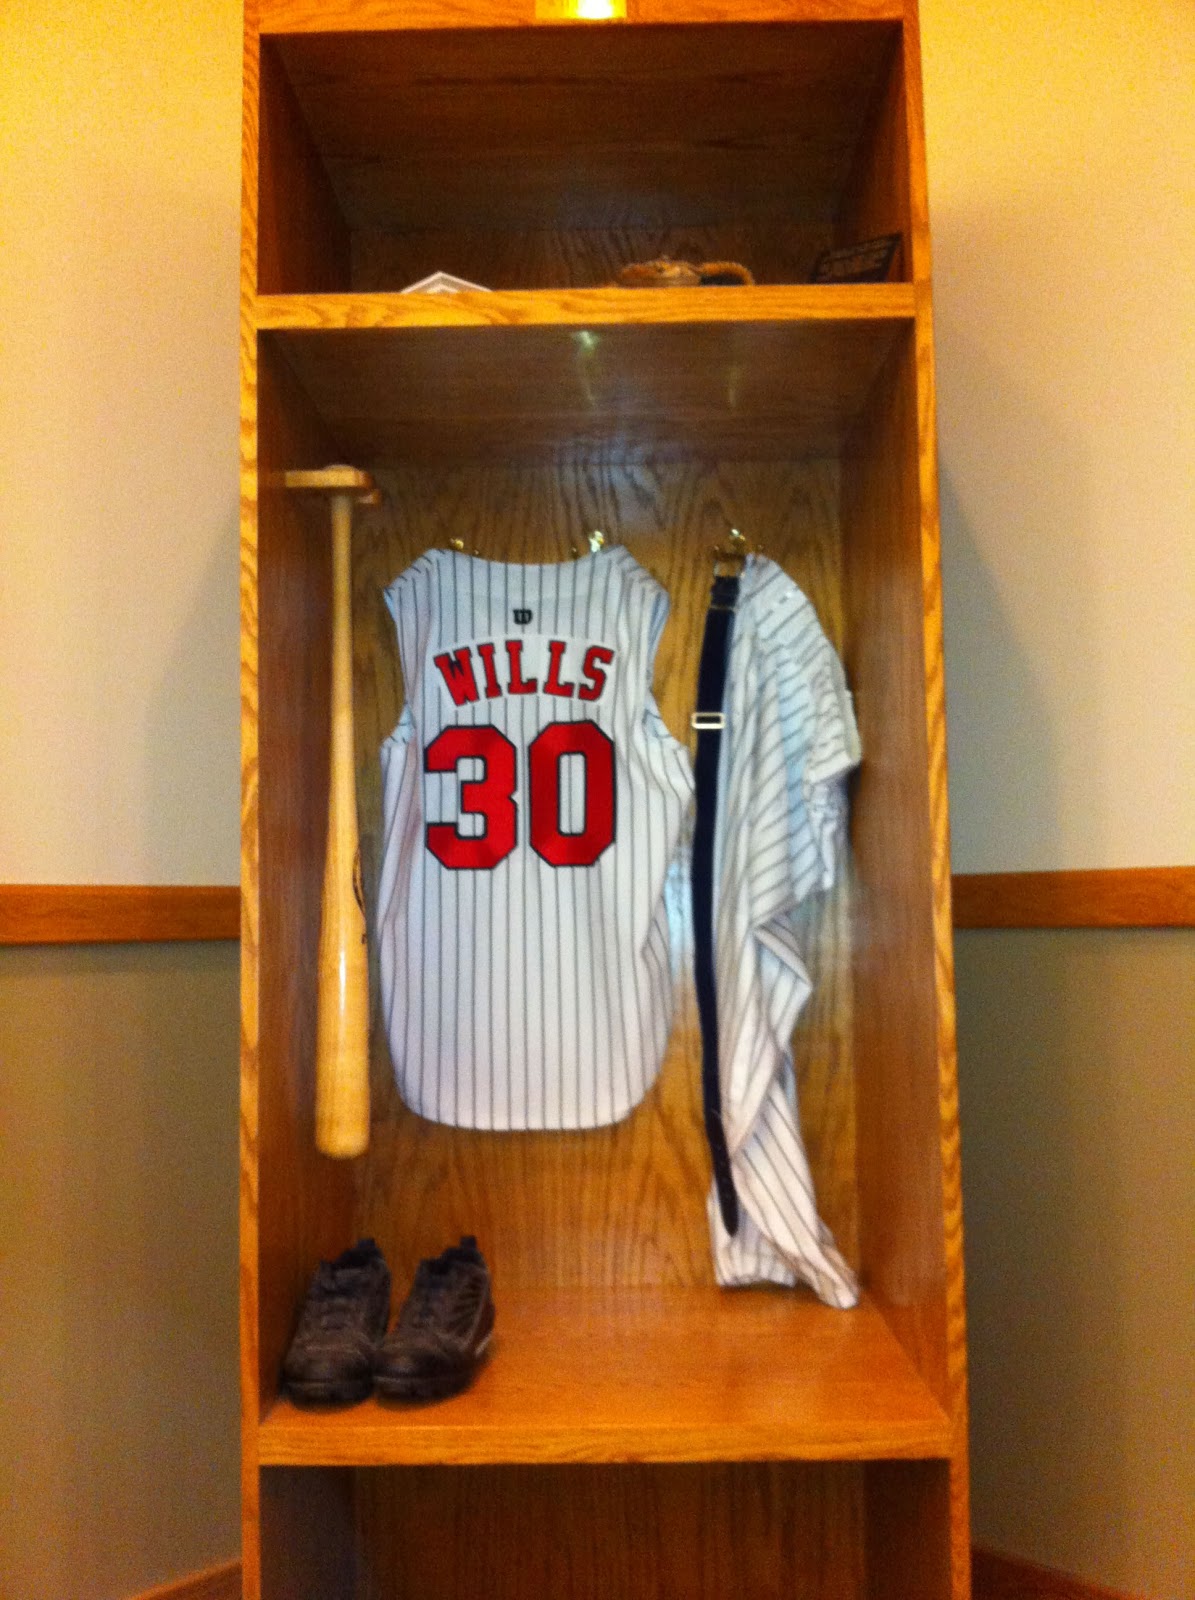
[810,233,903,284]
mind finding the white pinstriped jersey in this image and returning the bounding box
[707,556,861,1308]
[377,546,693,1131]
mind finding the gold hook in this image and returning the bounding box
[712,527,750,574]
[570,530,606,559]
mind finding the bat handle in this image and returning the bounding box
[315,489,370,1157]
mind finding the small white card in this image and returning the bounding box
[401,272,491,295]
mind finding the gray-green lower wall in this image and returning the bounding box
[956,927,1194,1600]
[0,940,241,1600]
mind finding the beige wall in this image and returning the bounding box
[0,942,241,1600]
[0,0,242,885]
[922,0,1195,874]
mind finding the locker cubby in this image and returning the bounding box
[239,5,968,1598]
[256,21,909,295]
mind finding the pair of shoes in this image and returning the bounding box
[281,1236,493,1406]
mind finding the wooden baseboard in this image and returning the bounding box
[973,1547,1145,1600]
[129,1548,1149,1600]
[952,866,1195,929]
[132,1559,241,1600]
[0,884,240,945]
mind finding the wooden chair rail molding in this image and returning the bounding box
[952,866,1195,930]
[122,1548,1151,1600]
[1,868,1192,944]
[0,884,241,945]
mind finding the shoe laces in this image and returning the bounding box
[303,1265,372,1333]
[402,1258,482,1338]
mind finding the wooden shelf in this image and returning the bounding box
[261,288,913,464]
[257,1287,950,1468]
[256,285,915,331]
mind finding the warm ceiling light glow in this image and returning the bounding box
[537,0,626,18]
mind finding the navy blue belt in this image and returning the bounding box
[691,572,741,1236]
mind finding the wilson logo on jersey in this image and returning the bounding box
[432,637,615,707]
[424,719,616,870]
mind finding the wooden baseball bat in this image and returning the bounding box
[284,467,377,1157]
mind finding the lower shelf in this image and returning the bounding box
[257,1285,949,1468]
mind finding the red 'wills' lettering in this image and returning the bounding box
[578,645,614,703]
[433,648,479,706]
[505,639,538,695]
[543,639,576,699]
[431,639,614,703]
[476,641,502,699]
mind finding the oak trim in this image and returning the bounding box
[972,1547,1145,1600]
[4,867,1190,945]
[255,284,917,333]
[130,1558,242,1600]
[258,0,906,33]
[952,867,1195,930]
[0,885,240,945]
[125,1544,1153,1600]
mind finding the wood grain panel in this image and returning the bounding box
[260,0,904,29]
[0,885,239,945]
[257,38,351,294]
[347,456,857,1295]
[866,1460,954,1600]
[353,1461,865,1600]
[254,342,363,1370]
[262,0,534,29]
[239,16,264,1596]
[257,285,915,329]
[838,17,908,264]
[273,23,897,233]
[264,311,909,466]
[260,1467,356,1600]
[899,12,972,1589]
[953,867,1195,929]
[842,331,948,1392]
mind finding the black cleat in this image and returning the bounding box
[375,1236,495,1402]
[281,1237,391,1405]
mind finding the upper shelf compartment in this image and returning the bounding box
[255,19,909,294]
[260,288,912,464]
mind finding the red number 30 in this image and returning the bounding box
[425,721,615,870]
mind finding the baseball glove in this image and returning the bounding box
[613,257,755,287]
